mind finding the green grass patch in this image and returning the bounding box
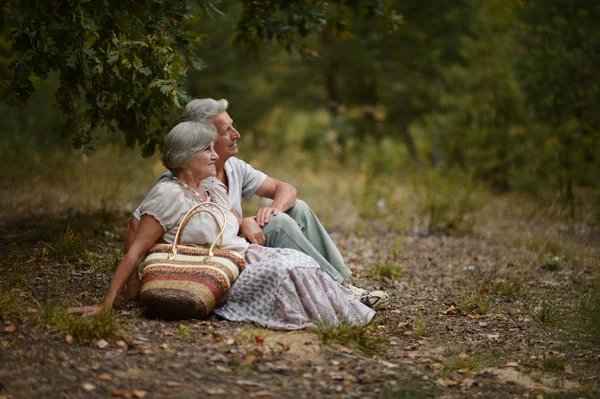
[440,350,502,379]
[458,292,489,314]
[37,300,119,341]
[367,262,402,281]
[533,303,561,325]
[43,228,90,265]
[414,315,428,338]
[540,355,568,372]
[313,321,388,354]
[489,279,527,300]
[0,291,25,319]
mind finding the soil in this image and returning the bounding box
[1,210,599,399]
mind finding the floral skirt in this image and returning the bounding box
[214,245,375,330]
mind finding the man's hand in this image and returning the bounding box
[240,217,266,245]
[255,206,280,227]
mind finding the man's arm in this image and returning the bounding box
[253,177,297,227]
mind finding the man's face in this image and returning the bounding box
[211,111,240,160]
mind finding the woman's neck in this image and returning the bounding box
[175,171,207,200]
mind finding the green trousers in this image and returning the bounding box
[262,200,351,283]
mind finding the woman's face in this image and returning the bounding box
[185,143,219,180]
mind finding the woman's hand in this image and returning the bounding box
[68,305,104,317]
[240,217,266,245]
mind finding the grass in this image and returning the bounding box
[541,355,569,372]
[0,257,33,288]
[42,228,90,265]
[412,169,481,234]
[414,316,428,338]
[0,291,24,319]
[457,292,489,314]
[533,303,561,325]
[313,321,388,354]
[439,351,501,379]
[36,300,120,341]
[489,279,527,301]
[367,262,402,281]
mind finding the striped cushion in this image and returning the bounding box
[140,243,245,320]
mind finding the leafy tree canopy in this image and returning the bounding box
[1,0,400,155]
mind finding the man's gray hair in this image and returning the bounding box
[162,121,217,175]
[180,98,229,123]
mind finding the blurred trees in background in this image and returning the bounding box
[1,0,599,218]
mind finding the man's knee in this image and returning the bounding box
[266,212,298,231]
[287,199,315,222]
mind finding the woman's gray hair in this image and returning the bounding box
[162,121,217,174]
[180,98,229,122]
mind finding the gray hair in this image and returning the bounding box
[162,121,217,174]
[180,98,229,123]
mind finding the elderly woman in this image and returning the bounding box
[70,122,374,329]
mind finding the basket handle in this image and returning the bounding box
[168,201,228,261]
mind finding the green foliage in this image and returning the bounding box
[313,321,387,354]
[2,0,399,154]
[490,279,527,301]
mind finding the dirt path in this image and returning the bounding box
[1,211,598,398]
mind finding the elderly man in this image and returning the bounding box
[125,98,389,308]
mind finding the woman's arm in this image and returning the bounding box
[69,215,164,316]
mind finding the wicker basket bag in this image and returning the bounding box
[139,202,246,320]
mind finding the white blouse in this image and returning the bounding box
[138,180,249,256]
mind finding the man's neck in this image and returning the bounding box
[214,156,230,187]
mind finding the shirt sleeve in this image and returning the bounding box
[132,171,174,220]
[232,158,268,200]
[138,183,183,233]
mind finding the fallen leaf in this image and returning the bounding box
[98,373,112,381]
[330,360,343,366]
[254,335,264,345]
[3,325,17,333]
[465,314,475,319]
[564,364,573,373]
[167,381,181,387]
[458,352,469,360]
[225,338,235,345]
[249,391,270,398]
[242,355,257,366]
[202,387,218,395]
[116,340,126,347]
[91,362,101,371]
[96,339,109,349]
[132,389,147,398]
[436,378,458,387]
[170,363,181,369]
[461,378,475,389]
[506,362,519,368]
[112,389,131,397]
[160,343,168,350]
[65,335,73,344]
[486,334,500,341]
[444,305,457,315]
[163,331,174,336]
[2,321,12,326]
[82,383,96,392]
[216,365,232,373]
[27,307,39,313]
